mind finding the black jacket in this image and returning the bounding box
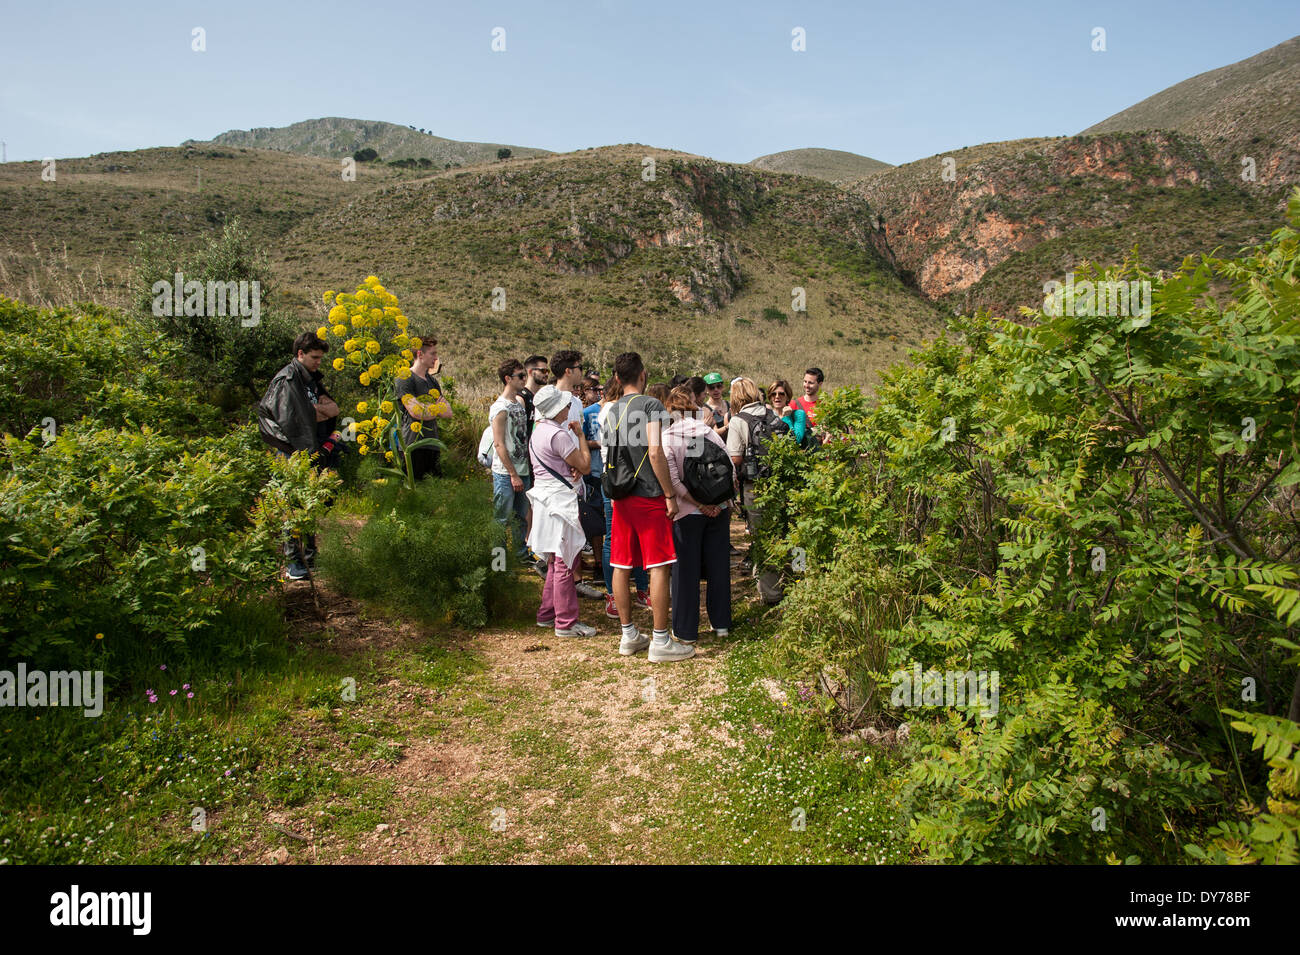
[258,359,318,455]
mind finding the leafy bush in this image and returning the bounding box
[0,298,220,439]
[0,299,338,674]
[760,188,1300,863]
[130,220,299,401]
[0,425,337,673]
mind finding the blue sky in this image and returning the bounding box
[1,0,1296,165]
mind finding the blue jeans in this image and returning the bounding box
[493,471,530,558]
[602,492,648,594]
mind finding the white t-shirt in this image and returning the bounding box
[489,396,531,477]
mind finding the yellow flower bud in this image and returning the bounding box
[380,401,393,414]
[333,358,345,371]
[332,324,347,337]
[366,340,381,354]
[411,421,422,433]
[359,373,371,386]
[317,325,329,339]
[356,401,369,414]
[323,290,336,303]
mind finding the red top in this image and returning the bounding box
[791,395,819,427]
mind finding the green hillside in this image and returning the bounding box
[0,143,943,400]
[196,117,551,166]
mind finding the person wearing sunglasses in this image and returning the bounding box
[768,379,808,446]
[701,371,730,439]
[489,358,533,562]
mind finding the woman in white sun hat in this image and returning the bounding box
[527,385,598,637]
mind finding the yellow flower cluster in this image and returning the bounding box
[316,276,416,454]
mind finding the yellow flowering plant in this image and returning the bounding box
[317,276,446,490]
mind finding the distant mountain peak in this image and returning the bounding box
[749,147,892,185]
[189,117,550,167]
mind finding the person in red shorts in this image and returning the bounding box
[603,352,696,663]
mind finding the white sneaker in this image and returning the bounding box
[555,622,597,638]
[619,626,651,656]
[648,636,696,663]
[713,628,729,638]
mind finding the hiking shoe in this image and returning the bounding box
[649,636,696,663]
[634,590,652,612]
[284,561,310,581]
[604,594,620,619]
[619,626,651,656]
[556,622,597,638]
[575,581,604,600]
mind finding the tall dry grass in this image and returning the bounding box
[0,240,128,310]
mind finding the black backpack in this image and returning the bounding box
[737,409,789,484]
[682,432,734,506]
[601,396,650,500]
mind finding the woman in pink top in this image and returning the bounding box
[662,386,734,643]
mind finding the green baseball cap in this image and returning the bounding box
[703,372,724,385]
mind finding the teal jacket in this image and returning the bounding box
[780,407,809,445]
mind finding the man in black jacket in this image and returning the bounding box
[258,333,332,580]
[258,333,328,456]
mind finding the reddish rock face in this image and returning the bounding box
[858,131,1224,302]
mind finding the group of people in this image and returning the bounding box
[484,349,828,663]
[255,331,830,662]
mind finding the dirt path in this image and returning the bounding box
[250,520,759,864]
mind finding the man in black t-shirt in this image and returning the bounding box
[518,354,549,487]
[394,333,451,480]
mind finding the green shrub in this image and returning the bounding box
[0,423,337,673]
[317,474,515,628]
[759,187,1300,863]
[130,220,299,401]
[0,298,220,439]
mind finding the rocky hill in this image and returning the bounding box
[1083,35,1299,187]
[273,145,939,384]
[852,130,1278,316]
[194,117,550,167]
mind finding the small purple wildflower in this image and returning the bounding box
[169,690,177,696]
[159,665,166,671]
[186,692,194,699]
